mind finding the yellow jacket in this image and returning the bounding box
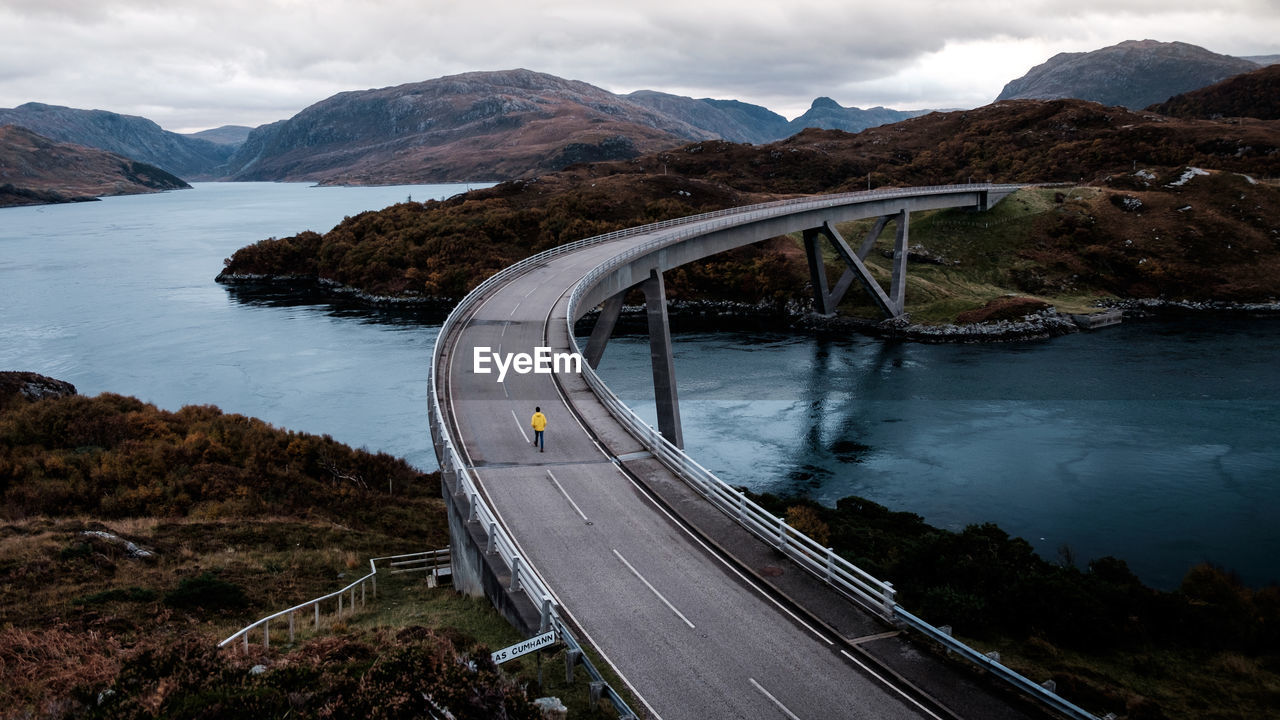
[531,411,547,432]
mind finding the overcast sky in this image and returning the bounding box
[2,0,1278,133]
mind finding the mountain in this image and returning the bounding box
[184,125,254,146]
[788,97,928,134]
[625,91,792,144]
[1148,64,1280,120]
[996,40,1260,110]
[0,103,233,179]
[1242,55,1280,66]
[222,69,718,184]
[220,97,1280,307]
[0,124,189,207]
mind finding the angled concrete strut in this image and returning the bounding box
[803,212,909,318]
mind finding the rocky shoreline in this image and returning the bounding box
[216,273,1279,344]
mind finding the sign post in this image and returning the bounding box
[491,629,557,665]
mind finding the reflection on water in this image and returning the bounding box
[4,181,1278,591]
[1,182,473,473]
[593,319,1280,590]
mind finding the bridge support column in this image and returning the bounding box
[803,216,904,319]
[642,268,683,449]
[583,292,625,369]
[889,209,910,314]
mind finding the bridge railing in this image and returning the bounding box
[558,184,1102,720]
[430,183,1085,719]
[218,550,449,652]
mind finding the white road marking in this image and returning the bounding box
[612,548,696,630]
[546,469,589,522]
[609,464,833,645]
[749,678,802,720]
[839,650,944,720]
[511,409,531,443]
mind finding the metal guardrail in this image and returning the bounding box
[895,607,1105,720]
[218,550,450,652]
[431,183,1101,720]
[557,184,1102,720]
[563,186,1024,617]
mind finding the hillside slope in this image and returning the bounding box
[223,69,713,184]
[217,97,1280,318]
[1147,63,1280,120]
[996,40,1259,110]
[0,125,189,207]
[0,102,233,178]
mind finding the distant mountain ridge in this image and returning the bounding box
[788,97,928,134]
[0,103,233,178]
[223,69,717,183]
[997,40,1261,110]
[0,124,189,207]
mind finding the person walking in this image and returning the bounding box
[531,406,547,452]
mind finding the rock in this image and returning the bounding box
[532,696,568,719]
[0,371,76,408]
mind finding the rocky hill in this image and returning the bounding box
[222,70,940,183]
[0,124,190,207]
[996,40,1260,110]
[217,97,1280,313]
[0,102,233,178]
[223,69,717,184]
[625,90,792,144]
[1148,63,1280,120]
[184,124,254,146]
[787,97,928,134]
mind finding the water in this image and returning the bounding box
[4,182,1277,589]
[593,322,1280,590]
[1,182,479,472]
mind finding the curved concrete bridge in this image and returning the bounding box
[430,185,1098,720]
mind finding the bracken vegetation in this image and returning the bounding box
[218,99,1280,322]
[760,493,1280,720]
[0,375,548,719]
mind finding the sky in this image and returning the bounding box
[1,0,1278,134]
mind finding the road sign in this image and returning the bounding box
[491,629,557,664]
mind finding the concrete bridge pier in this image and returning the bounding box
[581,269,684,449]
[642,269,683,448]
[802,211,910,319]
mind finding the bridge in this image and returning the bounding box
[429,185,1102,719]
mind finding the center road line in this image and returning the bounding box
[748,677,802,720]
[612,548,696,630]
[511,409,531,443]
[546,469,589,523]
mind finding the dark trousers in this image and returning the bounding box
[534,430,544,450]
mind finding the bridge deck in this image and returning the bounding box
[438,217,1038,719]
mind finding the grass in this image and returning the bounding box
[963,633,1280,720]
[801,187,1118,323]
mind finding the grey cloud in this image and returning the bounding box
[0,0,1276,131]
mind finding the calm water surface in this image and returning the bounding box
[3,182,1277,589]
[1,182,475,471]
[594,320,1280,590]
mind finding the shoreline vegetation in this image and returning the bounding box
[0,373,551,719]
[3,374,1278,718]
[216,100,1280,332]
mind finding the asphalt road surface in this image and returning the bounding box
[440,235,944,720]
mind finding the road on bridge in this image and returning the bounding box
[436,194,1043,719]
[440,233,950,719]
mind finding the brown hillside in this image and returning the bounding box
[0,124,189,207]
[1147,63,1280,120]
[218,99,1280,313]
[224,69,711,184]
